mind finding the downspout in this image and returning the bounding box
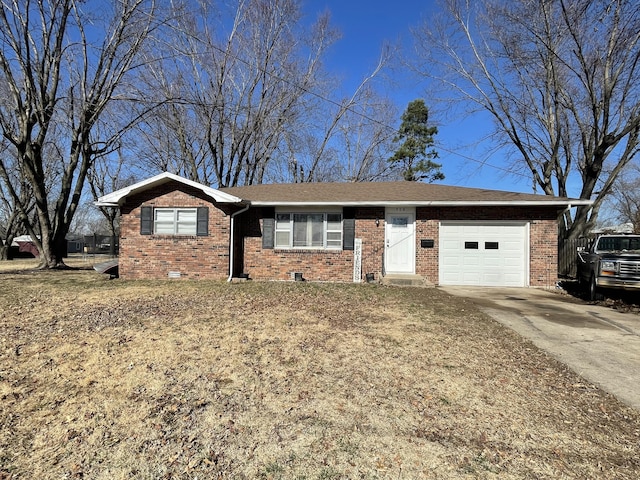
[227,203,251,282]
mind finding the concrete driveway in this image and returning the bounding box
[441,286,640,410]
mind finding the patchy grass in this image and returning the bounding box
[0,255,105,273]
[1,268,639,479]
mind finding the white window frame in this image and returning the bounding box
[275,210,343,250]
[154,208,197,235]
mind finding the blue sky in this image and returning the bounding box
[304,0,537,193]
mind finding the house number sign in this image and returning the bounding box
[353,238,362,283]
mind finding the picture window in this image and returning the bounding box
[275,212,342,249]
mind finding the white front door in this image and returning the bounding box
[385,208,415,274]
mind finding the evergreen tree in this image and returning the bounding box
[389,99,443,182]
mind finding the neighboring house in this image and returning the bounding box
[67,234,85,254]
[95,172,591,287]
[9,235,85,258]
[11,235,39,258]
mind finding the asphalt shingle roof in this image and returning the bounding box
[221,181,585,206]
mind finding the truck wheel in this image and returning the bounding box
[589,275,604,301]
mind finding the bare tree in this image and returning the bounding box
[609,164,640,233]
[0,0,160,268]
[134,0,341,187]
[87,147,138,256]
[280,50,393,183]
[131,58,208,181]
[0,143,35,260]
[135,0,395,186]
[413,0,640,239]
[333,92,399,182]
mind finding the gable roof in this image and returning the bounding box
[220,181,592,207]
[95,173,592,209]
[95,172,244,207]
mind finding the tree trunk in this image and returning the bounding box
[109,228,117,257]
[38,231,69,269]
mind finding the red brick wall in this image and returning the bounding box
[241,206,560,286]
[415,206,560,286]
[415,217,440,283]
[240,207,385,282]
[529,219,559,287]
[119,191,560,286]
[119,182,235,280]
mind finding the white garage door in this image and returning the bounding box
[439,222,529,287]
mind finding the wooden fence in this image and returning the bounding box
[558,236,591,278]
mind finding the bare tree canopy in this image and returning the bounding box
[332,90,399,183]
[0,0,161,267]
[134,0,332,187]
[133,0,396,187]
[609,164,640,232]
[413,0,640,238]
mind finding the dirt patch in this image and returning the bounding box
[560,280,640,314]
[1,269,639,479]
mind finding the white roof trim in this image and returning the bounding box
[247,200,593,207]
[95,172,244,207]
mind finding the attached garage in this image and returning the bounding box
[439,221,529,287]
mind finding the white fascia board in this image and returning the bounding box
[248,199,593,207]
[95,172,243,207]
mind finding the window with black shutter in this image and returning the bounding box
[262,217,275,249]
[197,207,209,236]
[343,207,355,250]
[140,206,153,235]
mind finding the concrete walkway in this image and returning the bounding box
[441,286,640,410]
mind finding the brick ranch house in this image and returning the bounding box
[96,172,591,287]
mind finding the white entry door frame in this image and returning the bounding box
[384,207,416,274]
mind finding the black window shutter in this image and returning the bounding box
[140,206,153,235]
[262,208,275,249]
[343,207,355,251]
[197,207,209,236]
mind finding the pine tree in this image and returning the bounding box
[388,99,443,182]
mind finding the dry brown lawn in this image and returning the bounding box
[1,260,639,479]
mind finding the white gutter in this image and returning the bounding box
[227,203,251,282]
[247,200,595,207]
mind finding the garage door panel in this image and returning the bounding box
[463,257,480,267]
[439,222,528,287]
[501,243,522,252]
[504,258,522,267]
[481,273,502,283]
[483,257,504,270]
[503,273,523,283]
[462,272,481,283]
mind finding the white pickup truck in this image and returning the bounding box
[577,235,640,301]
